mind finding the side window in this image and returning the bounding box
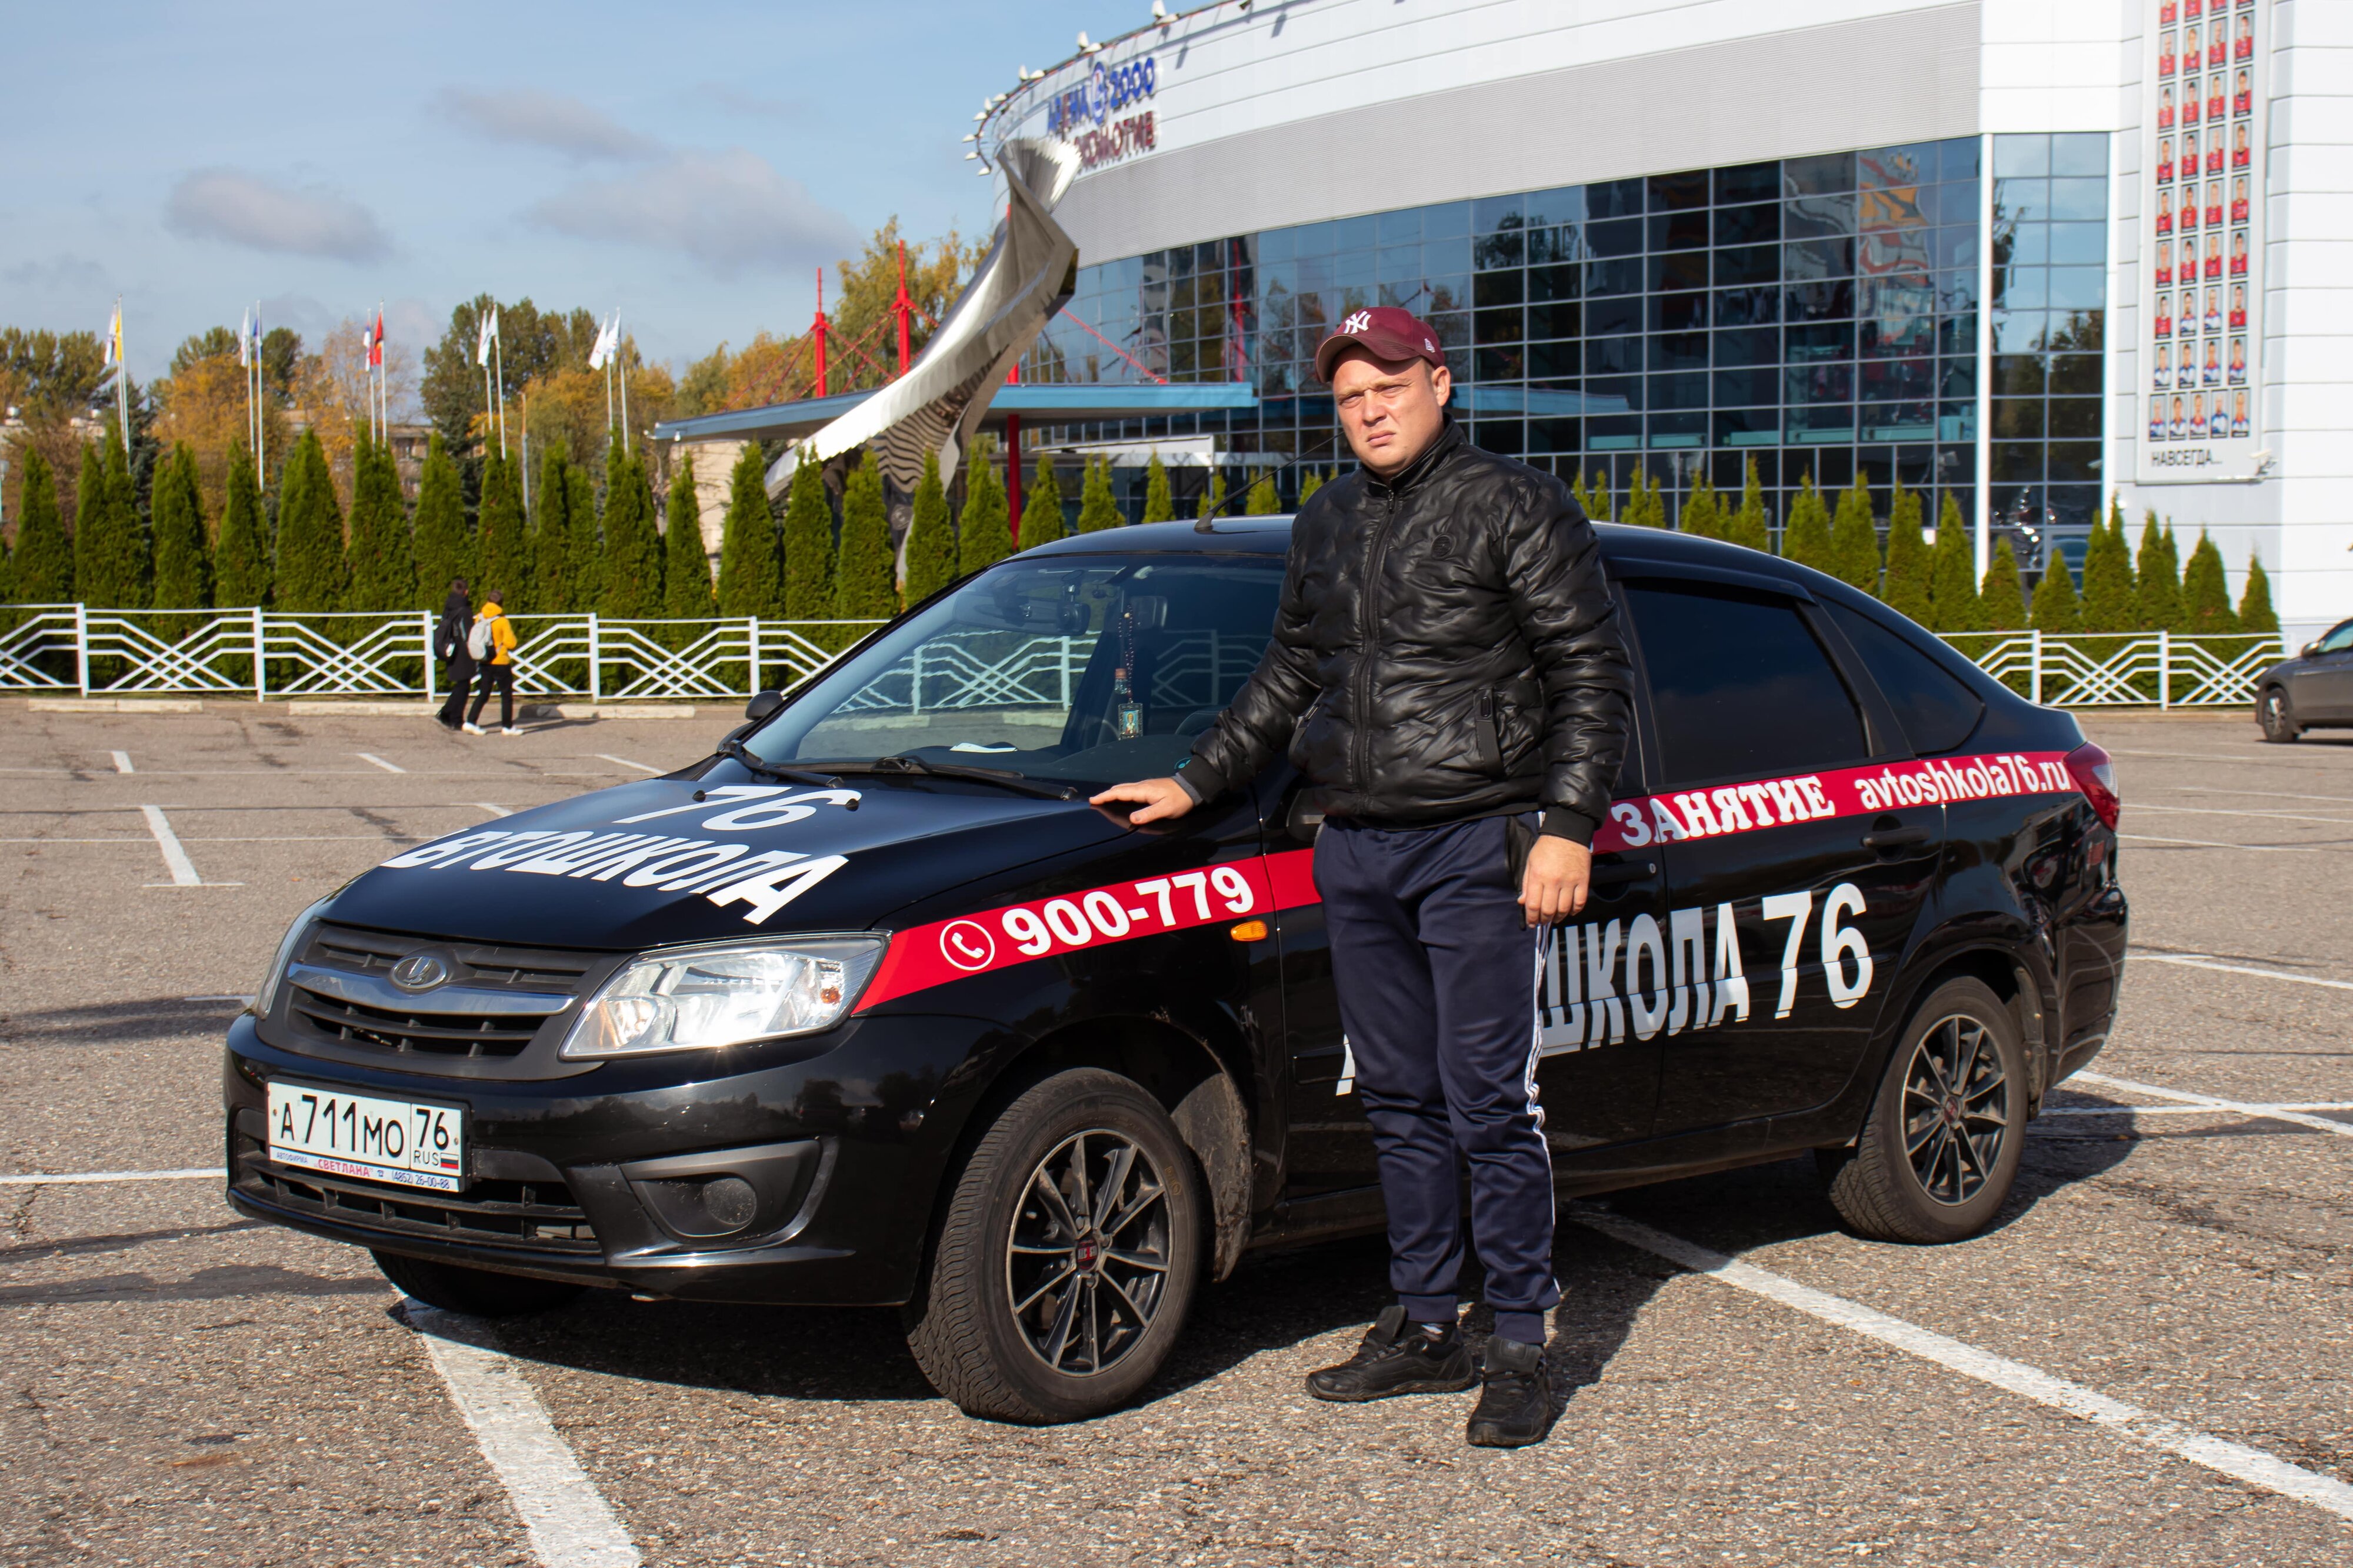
[2318,622,2353,655]
[1625,581,1869,788]
[1824,600,1984,755]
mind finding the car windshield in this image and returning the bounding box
[745,554,1285,785]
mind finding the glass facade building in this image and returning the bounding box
[1022,132,2108,565]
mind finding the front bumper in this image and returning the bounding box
[221,1010,995,1305]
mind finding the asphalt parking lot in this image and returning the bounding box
[2,700,2349,1567]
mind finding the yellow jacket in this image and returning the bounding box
[476,603,516,666]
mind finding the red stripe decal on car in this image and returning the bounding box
[857,752,2075,1010]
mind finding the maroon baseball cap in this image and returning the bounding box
[1314,306,1446,383]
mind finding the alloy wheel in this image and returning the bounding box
[1900,1013,2011,1207]
[1004,1127,1172,1376]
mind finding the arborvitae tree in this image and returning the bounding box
[2030,549,2082,632]
[272,430,347,612]
[1578,468,1615,523]
[1881,479,1932,625]
[1192,471,1227,524]
[2134,512,2184,632]
[525,448,574,612]
[834,453,896,619]
[719,444,784,618]
[1827,472,1882,595]
[1781,471,1832,569]
[1677,472,1721,539]
[781,450,835,619]
[1298,468,1324,505]
[410,435,473,611]
[1081,455,1126,530]
[345,436,416,610]
[598,444,664,619]
[1725,458,1769,552]
[958,444,1012,576]
[8,446,72,602]
[904,449,957,604]
[74,440,149,608]
[475,454,530,613]
[1927,493,1981,632]
[1236,468,1274,517]
[564,458,601,612]
[2181,532,2237,633]
[2238,554,2278,634]
[1019,452,1067,550]
[1620,466,1663,529]
[662,452,716,618]
[1981,539,2027,630]
[214,446,271,607]
[2079,500,2137,632]
[1141,451,1175,523]
[150,443,211,609]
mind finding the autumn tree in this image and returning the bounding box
[958,445,1012,577]
[150,443,212,609]
[411,436,472,608]
[272,430,348,612]
[904,449,956,603]
[1725,459,1769,552]
[214,447,272,607]
[7,446,72,602]
[1141,452,1175,523]
[1827,472,1881,595]
[781,453,835,620]
[834,454,896,619]
[1881,479,1932,624]
[599,443,664,619]
[1927,494,1981,632]
[74,440,149,608]
[662,453,716,618]
[1019,452,1065,551]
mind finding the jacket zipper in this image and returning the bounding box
[1351,488,1397,792]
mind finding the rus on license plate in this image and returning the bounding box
[266,1080,465,1193]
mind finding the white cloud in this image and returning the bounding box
[437,88,658,161]
[1,254,113,295]
[528,148,858,278]
[166,170,393,262]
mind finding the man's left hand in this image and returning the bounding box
[1519,835,1591,927]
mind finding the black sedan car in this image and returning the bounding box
[2256,616,2353,740]
[225,518,2128,1423]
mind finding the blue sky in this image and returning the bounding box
[6,1,1135,383]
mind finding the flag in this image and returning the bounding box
[368,308,385,369]
[475,309,494,367]
[238,307,254,367]
[103,302,123,368]
[588,311,617,371]
[249,305,264,362]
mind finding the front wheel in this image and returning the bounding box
[1821,977,2026,1244]
[374,1250,585,1317]
[2258,686,2301,743]
[903,1069,1204,1423]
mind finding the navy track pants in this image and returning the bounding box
[1314,814,1558,1346]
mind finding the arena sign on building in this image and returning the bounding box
[976,0,2349,645]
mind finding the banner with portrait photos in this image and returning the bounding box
[2138,0,2265,482]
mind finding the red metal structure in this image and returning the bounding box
[890,241,916,381]
[810,269,832,399]
[1005,361,1022,541]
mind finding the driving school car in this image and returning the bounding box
[224,516,2127,1423]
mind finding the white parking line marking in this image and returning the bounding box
[405,1303,642,1567]
[0,1167,225,1186]
[2041,1102,2353,1117]
[110,750,134,773]
[2131,951,2353,993]
[2118,833,2324,854]
[138,805,239,887]
[475,802,515,816]
[2069,1072,2353,1139]
[2105,747,2281,763]
[594,754,662,775]
[1572,1205,2353,1526]
[2131,803,2353,826]
[184,995,256,1005]
[356,752,406,773]
[2169,785,2353,806]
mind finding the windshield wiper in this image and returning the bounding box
[714,737,844,789]
[825,755,1078,801]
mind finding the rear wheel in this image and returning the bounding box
[1821,978,2025,1244]
[374,1250,585,1317]
[903,1068,1204,1423]
[2259,686,2301,743]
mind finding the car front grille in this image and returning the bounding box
[286,987,547,1059]
[278,922,606,1066]
[233,1133,599,1254]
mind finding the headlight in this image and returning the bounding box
[560,936,886,1060]
[254,895,337,1017]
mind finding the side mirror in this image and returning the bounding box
[2301,643,2319,659]
[744,690,784,723]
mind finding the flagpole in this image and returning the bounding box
[618,318,631,455]
[112,299,131,460]
[521,391,531,513]
[255,304,267,479]
[494,331,507,458]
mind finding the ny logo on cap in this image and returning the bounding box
[1341,311,1372,334]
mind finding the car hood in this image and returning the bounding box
[324,777,1132,950]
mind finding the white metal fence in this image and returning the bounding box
[0,605,2282,710]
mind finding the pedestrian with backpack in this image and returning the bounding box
[432,578,474,731]
[462,592,520,736]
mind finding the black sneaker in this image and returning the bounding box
[1306,1305,1478,1402]
[1465,1336,1554,1447]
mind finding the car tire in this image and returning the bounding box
[902,1068,1204,1423]
[373,1250,586,1317]
[1821,977,2026,1245]
[2258,686,2301,743]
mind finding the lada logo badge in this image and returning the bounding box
[389,953,451,992]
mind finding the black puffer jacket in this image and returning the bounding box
[1178,419,1631,842]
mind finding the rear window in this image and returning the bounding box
[1626,581,1869,787]
[1824,600,1983,755]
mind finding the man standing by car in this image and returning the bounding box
[1092,307,1631,1447]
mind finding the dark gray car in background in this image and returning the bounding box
[2256,618,2353,741]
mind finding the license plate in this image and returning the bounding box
[266,1079,465,1193]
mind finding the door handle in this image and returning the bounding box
[1862,825,1934,852]
[1589,858,1659,888]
